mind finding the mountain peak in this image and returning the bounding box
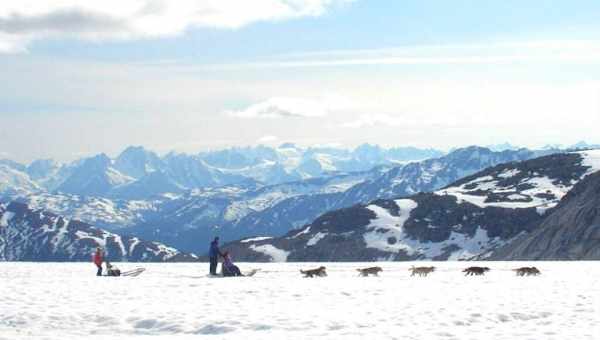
[119,145,150,156]
[114,146,162,179]
[278,142,299,149]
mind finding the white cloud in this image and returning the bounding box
[342,114,404,128]
[0,0,350,53]
[257,135,279,143]
[341,113,459,129]
[203,39,600,70]
[226,96,349,119]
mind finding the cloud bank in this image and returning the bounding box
[0,0,350,53]
[226,96,348,119]
[201,40,600,70]
[342,114,404,128]
[257,135,279,143]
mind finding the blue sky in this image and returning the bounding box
[2,0,600,162]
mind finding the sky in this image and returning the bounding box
[2,0,600,163]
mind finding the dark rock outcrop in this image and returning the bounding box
[491,171,600,260]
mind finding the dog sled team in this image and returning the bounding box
[92,238,542,279]
[298,265,542,278]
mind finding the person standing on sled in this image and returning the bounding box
[221,251,243,277]
[93,247,104,276]
[208,237,224,276]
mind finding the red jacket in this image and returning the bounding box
[93,252,103,266]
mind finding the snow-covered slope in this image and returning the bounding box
[437,150,600,213]
[224,147,544,238]
[123,171,380,252]
[225,150,600,261]
[25,159,63,184]
[336,146,548,205]
[198,143,443,182]
[0,164,41,195]
[109,171,186,200]
[113,146,164,179]
[491,163,600,260]
[3,261,598,340]
[57,154,135,197]
[0,202,196,262]
[14,192,160,229]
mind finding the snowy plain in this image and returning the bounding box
[1,262,599,340]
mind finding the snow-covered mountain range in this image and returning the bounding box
[0,201,197,262]
[0,144,443,198]
[224,150,600,261]
[0,142,591,258]
[122,146,558,253]
[1,145,559,254]
[0,143,440,224]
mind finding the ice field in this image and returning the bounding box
[1,261,599,340]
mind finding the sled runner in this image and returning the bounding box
[120,268,146,277]
[244,269,259,277]
[207,269,259,278]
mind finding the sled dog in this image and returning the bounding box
[513,267,541,276]
[300,266,327,278]
[409,266,435,277]
[463,266,490,276]
[357,266,383,277]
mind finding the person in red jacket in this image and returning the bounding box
[93,247,104,276]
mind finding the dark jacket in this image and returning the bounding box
[209,240,221,258]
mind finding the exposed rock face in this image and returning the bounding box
[0,202,197,262]
[491,171,600,260]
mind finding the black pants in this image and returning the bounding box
[209,257,218,275]
[96,265,102,276]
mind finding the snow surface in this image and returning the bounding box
[363,199,417,254]
[497,168,521,178]
[291,226,311,238]
[577,149,600,175]
[363,200,505,259]
[1,262,599,340]
[149,242,181,261]
[434,150,600,213]
[0,211,14,227]
[248,244,290,262]
[240,236,274,243]
[306,232,328,246]
[437,174,573,212]
[20,193,158,229]
[0,165,41,193]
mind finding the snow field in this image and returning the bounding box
[362,200,505,260]
[1,262,599,340]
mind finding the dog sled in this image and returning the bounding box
[121,267,146,277]
[207,268,260,278]
[104,267,146,277]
